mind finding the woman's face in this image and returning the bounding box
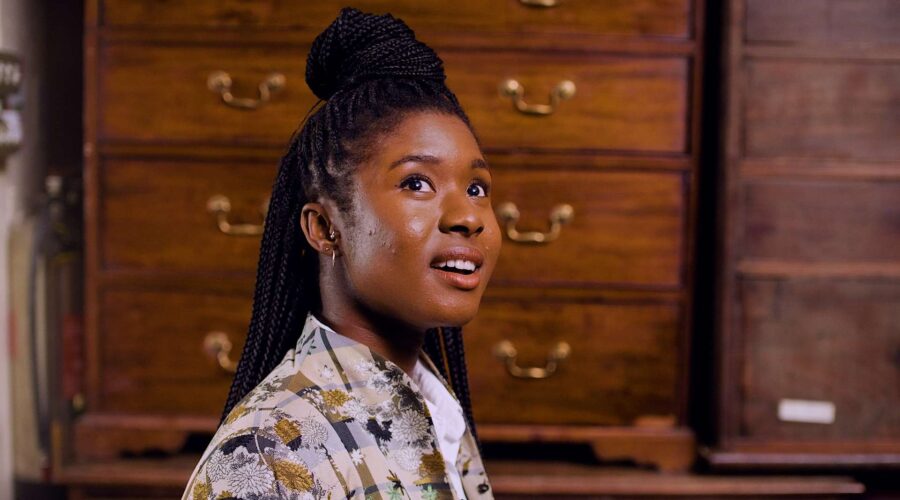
[337,111,501,330]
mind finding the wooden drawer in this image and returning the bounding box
[99,44,311,147]
[99,289,250,415]
[745,59,900,162]
[101,159,686,289]
[490,166,686,288]
[741,179,900,264]
[739,278,900,442]
[465,296,681,426]
[101,159,274,272]
[99,0,692,39]
[100,43,689,153]
[746,0,900,45]
[447,51,689,153]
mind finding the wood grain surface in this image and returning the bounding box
[99,0,692,39]
[714,0,900,467]
[101,159,276,272]
[745,0,900,45]
[738,278,900,441]
[466,297,681,425]
[100,43,690,153]
[99,289,251,415]
[489,166,686,288]
[744,60,900,162]
[740,179,900,263]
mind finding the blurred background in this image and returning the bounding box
[0,0,898,498]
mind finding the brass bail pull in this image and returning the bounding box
[203,331,238,374]
[493,340,571,379]
[207,71,286,110]
[519,0,561,6]
[206,194,268,236]
[500,79,576,116]
[496,202,574,244]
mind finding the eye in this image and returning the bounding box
[467,180,489,198]
[399,175,435,193]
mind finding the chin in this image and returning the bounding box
[427,296,483,328]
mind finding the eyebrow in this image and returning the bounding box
[388,154,490,171]
[471,158,490,171]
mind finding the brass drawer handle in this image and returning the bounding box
[499,79,575,116]
[519,0,561,7]
[496,202,574,244]
[207,70,286,110]
[206,194,268,236]
[493,340,570,379]
[203,331,238,374]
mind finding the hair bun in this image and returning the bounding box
[306,7,447,100]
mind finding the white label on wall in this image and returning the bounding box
[777,399,836,424]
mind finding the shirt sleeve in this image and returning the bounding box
[183,424,347,500]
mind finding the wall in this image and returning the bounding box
[1,0,47,496]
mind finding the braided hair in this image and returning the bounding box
[221,7,482,443]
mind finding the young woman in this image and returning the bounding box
[184,8,501,500]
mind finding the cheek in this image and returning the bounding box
[483,210,503,268]
[404,212,431,240]
[348,206,430,272]
[344,207,439,322]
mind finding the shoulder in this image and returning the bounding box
[184,400,356,499]
[183,358,354,499]
[184,410,341,499]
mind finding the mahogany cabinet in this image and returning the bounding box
[709,0,900,468]
[66,0,709,492]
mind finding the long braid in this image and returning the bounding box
[220,8,484,450]
[220,139,315,420]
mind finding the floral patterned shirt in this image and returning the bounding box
[183,314,493,500]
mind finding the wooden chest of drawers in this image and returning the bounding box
[70,0,706,480]
[708,0,900,469]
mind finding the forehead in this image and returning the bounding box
[372,111,481,162]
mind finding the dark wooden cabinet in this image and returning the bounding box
[66,0,715,495]
[709,0,900,469]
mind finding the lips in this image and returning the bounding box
[430,247,485,290]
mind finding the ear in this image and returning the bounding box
[300,202,336,255]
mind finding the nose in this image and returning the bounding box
[439,191,484,237]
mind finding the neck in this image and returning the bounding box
[318,275,425,376]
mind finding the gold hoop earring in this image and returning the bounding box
[332,248,336,268]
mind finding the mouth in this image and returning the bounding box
[432,259,479,275]
[430,247,485,290]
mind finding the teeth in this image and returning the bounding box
[436,259,477,271]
